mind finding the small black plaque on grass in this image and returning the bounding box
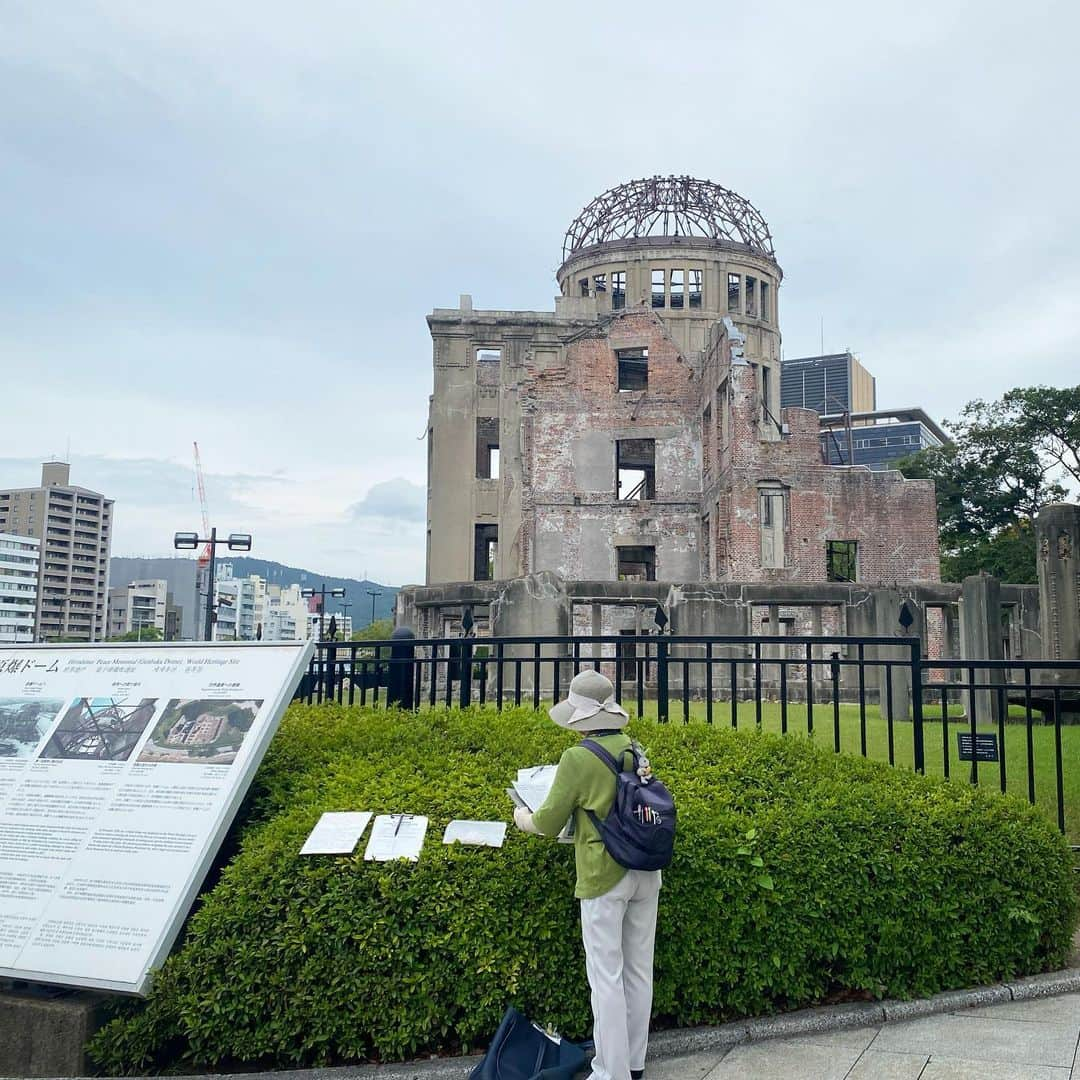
[957,733,999,762]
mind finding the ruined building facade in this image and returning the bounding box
[425,176,939,594]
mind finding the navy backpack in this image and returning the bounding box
[469,1006,587,1080]
[581,740,676,871]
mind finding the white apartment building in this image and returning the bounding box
[107,579,168,639]
[307,612,352,640]
[213,564,269,641]
[0,534,40,644]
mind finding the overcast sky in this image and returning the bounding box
[2,1,1077,585]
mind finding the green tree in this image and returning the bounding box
[351,618,394,641]
[106,626,164,642]
[897,385,1076,583]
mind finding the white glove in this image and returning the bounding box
[514,806,541,835]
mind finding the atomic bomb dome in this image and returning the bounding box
[561,175,776,262]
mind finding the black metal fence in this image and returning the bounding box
[295,634,1080,832]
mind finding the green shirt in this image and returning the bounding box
[531,731,632,900]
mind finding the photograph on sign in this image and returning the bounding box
[137,698,263,766]
[0,641,313,996]
[40,697,158,762]
[0,698,66,760]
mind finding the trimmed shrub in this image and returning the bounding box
[89,704,1078,1073]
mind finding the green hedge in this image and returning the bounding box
[89,704,1078,1073]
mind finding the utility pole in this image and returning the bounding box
[174,529,252,641]
[301,584,346,641]
[366,589,383,626]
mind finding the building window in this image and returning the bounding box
[651,269,666,308]
[612,271,626,309]
[579,277,590,297]
[616,348,648,391]
[760,281,770,322]
[689,269,702,309]
[477,348,501,364]
[702,403,712,476]
[669,269,684,309]
[826,540,858,582]
[593,273,606,295]
[474,524,498,581]
[727,273,740,313]
[476,417,500,479]
[759,483,787,569]
[618,546,656,582]
[616,439,656,500]
[745,275,757,317]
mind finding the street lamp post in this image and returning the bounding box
[366,589,383,626]
[300,584,346,641]
[338,601,352,639]
[173,528,252,641]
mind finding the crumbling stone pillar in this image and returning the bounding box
[960,573,1004,723]
[1037,503,1080,664]
[491,572,570,700]
[873,589,911,724]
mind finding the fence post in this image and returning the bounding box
[387,627,417,709]
[459,638,473,708]
[657,637,669,723]
[323,643,337,701]
[910,638,925,775]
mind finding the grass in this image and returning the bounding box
[617,698,1080,842]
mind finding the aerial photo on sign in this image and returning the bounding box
[0,698,66,759]
[137,698,263,766]
[40,698,158,762]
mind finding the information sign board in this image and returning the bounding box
[0,641,313,995]
[956,732,1000,762]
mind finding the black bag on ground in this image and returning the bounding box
[469,1006,587,1080]
[581,740,676,871]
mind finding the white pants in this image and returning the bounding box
[580,869,661,1080]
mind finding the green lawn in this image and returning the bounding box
[620,699,1080,842]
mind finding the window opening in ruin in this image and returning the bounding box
[477,348,502,364]
[727,273,740,312]
[651,269,666,308]
[745,275,758,317]
[761,364,772,423]
[616,439,656,500]
[617,348,648,392]
[826,540,858,582]
[718,380,728,445]
[473,524,499,582]
[593,273,606,295]
[689,269,702,309]
[618,546,656,582]
[759,483,787,569]
[702,512,711,577]
[579,277,590,297]
[612,271,626,309]
[760,281,770,321]
[476,417,500,479]
[670,269,684,309]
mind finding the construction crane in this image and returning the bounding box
[193,442,211,570]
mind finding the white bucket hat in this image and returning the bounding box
[549,670,629,732]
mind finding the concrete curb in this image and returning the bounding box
[33,966,1080,1080]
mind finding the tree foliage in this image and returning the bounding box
[351,618,394,641]
[897,385,1077,583]
[107,626,164,642]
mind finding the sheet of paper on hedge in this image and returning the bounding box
[0,640,314,996]
[443,820,507,847]
[300,811,373,855]
[364,814,428,861]
[509,766,575,844]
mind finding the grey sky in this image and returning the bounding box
[2,1,1077,585]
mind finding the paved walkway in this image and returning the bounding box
[645,991,1080,1080]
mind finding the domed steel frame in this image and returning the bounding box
[562,175,775,263]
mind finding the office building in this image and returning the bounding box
[0,462,113,641]
[780,352,877,416]
[107,579,169,639]
[819,408,949,469]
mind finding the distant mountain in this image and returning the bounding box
[110,557,396,637]
[214,557,397,624]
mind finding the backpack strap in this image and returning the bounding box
[580,739,636,775]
